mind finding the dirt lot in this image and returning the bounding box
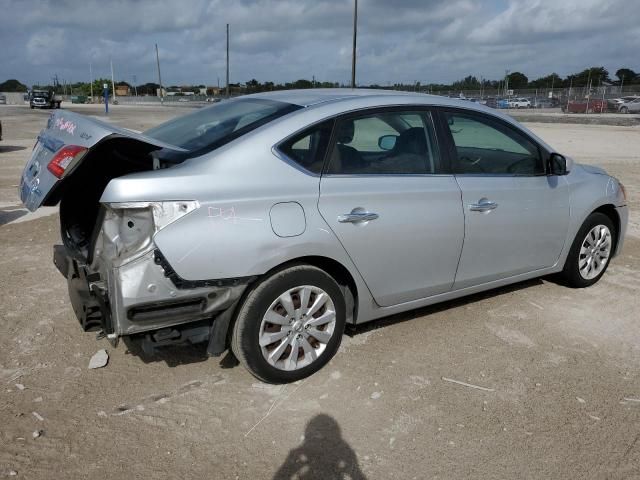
[1,104,639,479]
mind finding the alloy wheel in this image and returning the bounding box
[578,224,612,280]
[259,286,337,371]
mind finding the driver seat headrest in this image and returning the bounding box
[337,120,355,144]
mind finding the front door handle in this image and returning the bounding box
[338,211,379,223]
[469,199,498,212]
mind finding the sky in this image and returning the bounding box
[0,0,638,88]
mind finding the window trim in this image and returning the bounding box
[434,107,551,177]
[321,106,446,177]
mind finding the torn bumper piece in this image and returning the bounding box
[56,244,253,352]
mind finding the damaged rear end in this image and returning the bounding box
[20,110,249,354]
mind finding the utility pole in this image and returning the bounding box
[351,0,358,89]
[155,43,163,103]
[226,24,230,98]
[132,75,138,97]
[110,59,116,103]
[620,74,624,94]
[504,69,510,97]
[89,63,94,102]
[585,69,592,114]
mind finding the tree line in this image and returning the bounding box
[1,66,638,96]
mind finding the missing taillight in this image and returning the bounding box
[47,145,88,178]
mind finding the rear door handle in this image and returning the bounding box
[469,199,498,212]
[338,211,379,223]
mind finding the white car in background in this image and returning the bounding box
[508,98,531,109]
[618,97,640,114]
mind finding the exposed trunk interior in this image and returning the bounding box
[57,138,164,261]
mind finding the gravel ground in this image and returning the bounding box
[0,104,639,479]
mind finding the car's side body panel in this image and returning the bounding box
[318,175,465,306]
[21,90,629,340]
[452,175,570,289]
[102,93,628,329]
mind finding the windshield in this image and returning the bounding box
[33,92,50,98]
[144,98,300,155]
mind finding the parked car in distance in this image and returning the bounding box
[531,98,555,109]
[618,97,640,114]
[496,98,510,109]
[562,98,608,113]
[484,97,496,108]
[508,97,531,109]
[0,120,3,141]
[607,95,640,112]
[0,94,6,105]
[19,89,628,383]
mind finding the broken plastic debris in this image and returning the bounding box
[88,349,109,369]
[32,412,44,421]
[15,384,25,391]
[32,429,43,439]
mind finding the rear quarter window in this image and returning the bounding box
[278,120,334,174]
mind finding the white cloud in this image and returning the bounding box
[26,28,66,65]
[1,0,638,86]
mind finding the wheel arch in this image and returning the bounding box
[217,255,360,357]
[249,255,359,324]
[591,204,622,255]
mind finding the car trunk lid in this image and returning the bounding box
[20,110,186,211]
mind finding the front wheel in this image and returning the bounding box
[561,212,615,288]
[232,265,346,383]
[620,107,629,114]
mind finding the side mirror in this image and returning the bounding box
[549,153,572,175]
[378,134,397,151]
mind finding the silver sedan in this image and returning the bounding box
[20,89,628,383]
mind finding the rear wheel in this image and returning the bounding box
[561,212,615,288]
[232,265,346,383]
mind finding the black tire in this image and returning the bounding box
[620,107,628,114]
[231,264,346,383]
[560,212,616,288]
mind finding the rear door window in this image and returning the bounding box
[326,111,440,175]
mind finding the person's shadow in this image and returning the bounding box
[273,414,367,480]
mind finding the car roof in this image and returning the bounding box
[245,88,419,107]
[245,88,506,114]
